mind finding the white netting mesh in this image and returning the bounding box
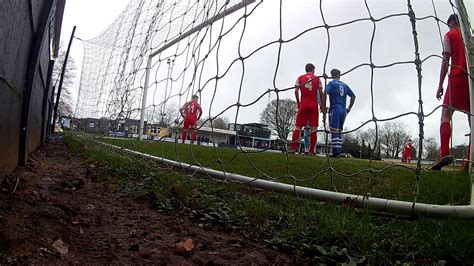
[73,0,473,217]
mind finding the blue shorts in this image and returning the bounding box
[329,105,346,130]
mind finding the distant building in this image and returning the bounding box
[197,126,236,144]
[73,118,108,134]
[73,117,144,137]
[146,124,170,139]
[110,118,142,137]
[228,123,271,149]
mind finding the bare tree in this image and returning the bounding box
[145,108,158,124]
[212,117,230,129]
[424,137,439,160]
[145,102,178,126]
[260,98,297,140]
[379,122,410,157]
[52,47,76,117]
[159,102,179,126]
[199,116,230,129]
[357,127,381,159]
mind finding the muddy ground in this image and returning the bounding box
[0,140,297,265]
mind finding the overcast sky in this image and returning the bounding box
[61,0,473,146]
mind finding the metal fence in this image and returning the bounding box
[0,0,64,178]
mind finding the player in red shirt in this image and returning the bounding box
[402,139,413,163]
[290,63,324,154]
[179,95,202,144]
[432,14,469,170]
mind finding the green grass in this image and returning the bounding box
[65,134,474,264]
[98,136,469,205]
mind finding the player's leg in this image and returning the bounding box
[308,107,319,154]
[291,109,305,153]
[309,126,317,154]
[303,124,310,153]
[329,107,342,156]
[337,110,347,155]
[439,106,454,157]
[182,119,190,143]
[191,127,197,144]
[331,129,342,157]
[440,78,469,158]
[432,87,455,170]
[188,118,197,144]
[328,108,337,155]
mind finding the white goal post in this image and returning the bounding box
[455,0,474,204]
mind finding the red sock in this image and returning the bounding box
[291,129,301,151]
[191,131,196,143]
[310,131,317,154]
[181,130,187,143]
[440,122,451,157]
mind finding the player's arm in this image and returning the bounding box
[437,34,451,100]
[179,102,188,118]
[295,78,300,107]
[347,88,356,113]
[318,80,326,114]
[197,105,203,121]
[437,52,450,100]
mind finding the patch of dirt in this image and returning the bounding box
[0,140,297,264]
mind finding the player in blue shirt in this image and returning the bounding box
[324,69,356,157]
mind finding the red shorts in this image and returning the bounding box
[295,106,319,128]
[443,75,470,113]
[183,115,197,130]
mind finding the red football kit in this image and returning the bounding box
[439,27,469,158]
[182,100,201,129]
[442,27,469,112]
[291,72,322,154]
[403,143,412,162]
[180,100,202,143]
[294,73,322,128]
[403,143,412,158]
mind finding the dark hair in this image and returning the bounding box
[192,94,199,99]
[330,68,341,78]
[305,63,315,72]
[447,14,459,25]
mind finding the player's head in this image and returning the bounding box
[305,63,315,73]
[192,94,199,101]
[330,68,341,79]
[408,139,412,143]
[447,14,459,28]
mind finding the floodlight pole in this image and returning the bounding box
[138,0,256,140]
[455,0,474,204]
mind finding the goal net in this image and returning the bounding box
[73,0,474,218]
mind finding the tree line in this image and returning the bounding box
[258,98,470,160]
